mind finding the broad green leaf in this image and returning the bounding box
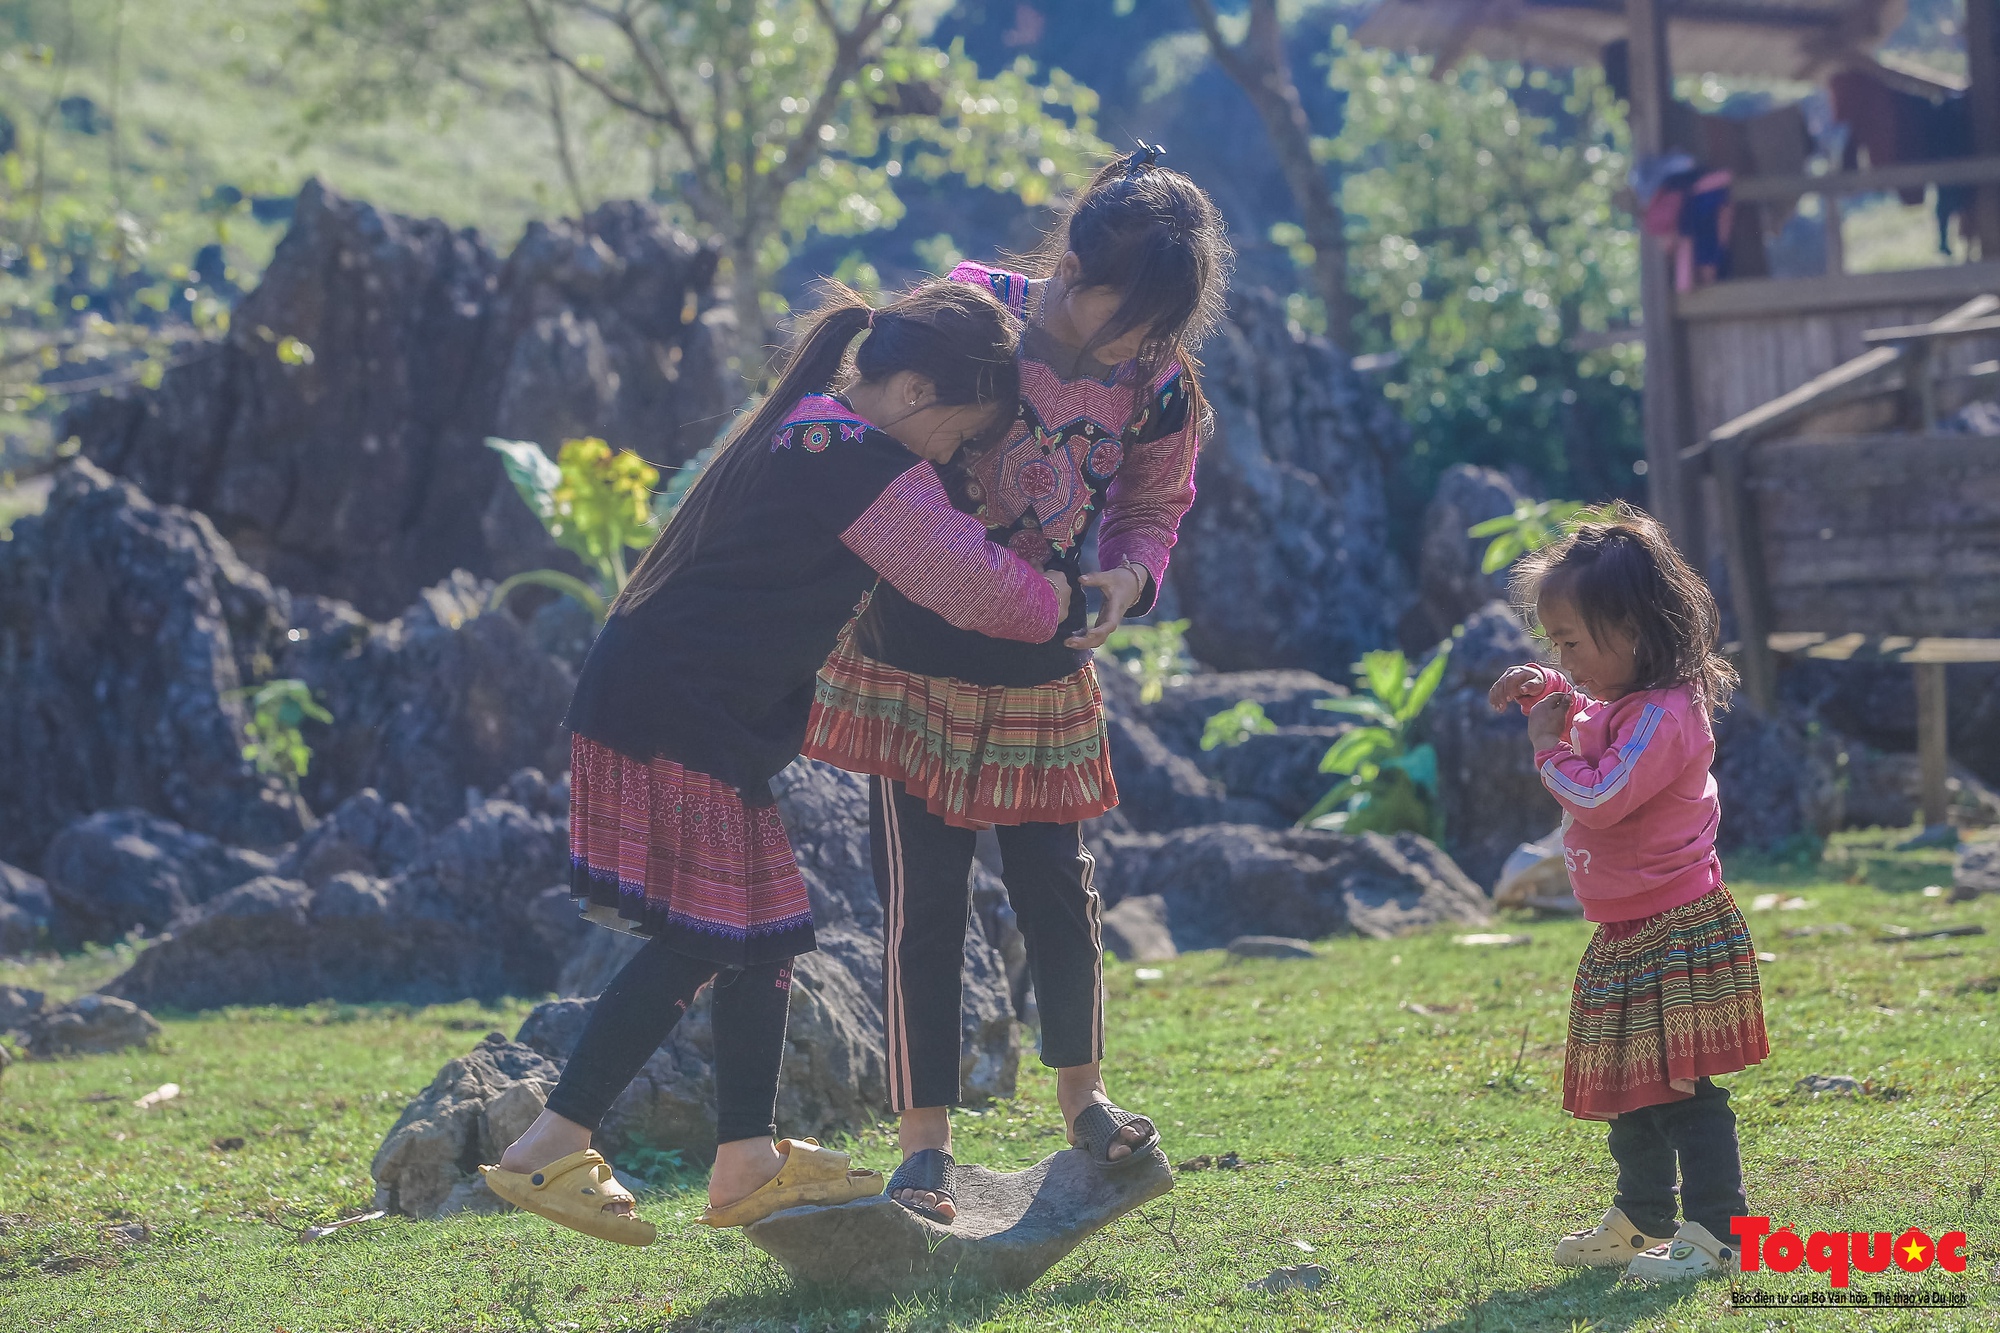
[1314,696,1396,727]
[1320,726,1394,775]
[1359,650,1411,711]
[1400,643,1452,725]
[1201,700,1277,751]
[485,437,560,522]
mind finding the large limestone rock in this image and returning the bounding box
[745,1149,1173,1297]
[0,862,53,956]
[1130,668,1350,826]
[1089,824,1490,945]
[106,771,574,1009]
[1397,465,1526,653]
[1169,287,1410,678]
[370,1033,565,1219]
[44,809,277,945]
[0,461,307,869]
[64,182,731,620]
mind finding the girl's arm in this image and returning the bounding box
[1536,701,1689,829]
[840,465,1062,643]
[1096,366,1197,618]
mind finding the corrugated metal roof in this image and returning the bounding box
[1354,0,1906,80]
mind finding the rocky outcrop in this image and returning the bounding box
[106,771,574,1009]
[1099,894,1176,962]
[0,459,575,869]
[0,461,306,869]
[20,994,160,1057]
[44,809,278,945]
[0,863,53,955]
[1397,465,1526,653]
[1089,824,1490,945]
[1168,287,1410,678]
[370,1033,564,1220]
[0,984,45,1032]
[64,181,730,620]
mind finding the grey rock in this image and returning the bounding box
[1227,935,1318,960]
[281,576,576,832]
[0,461,307,869]
[21,993,161,1058]
[43,809,278,944]
[106,777,571,1009]
[1101,895,1177,962]
[1246,1263,1330,1294]
[65,182,730,620]
[1135,668,1351,826]
[1169,287,1409,678]
[744,1147,1173,1297]
[0,861,52,955]
[1710,704,1845,849]
[370,1033,564,1219]
[1955,840,2000,897]
[1090,824,1489,947]
[0,984,46,1032]
[1096,667,1262,833]
[1420,603,1560,887]
[1397,464,1526,653]
[1837,741,2000,832]
[279,789,428,888]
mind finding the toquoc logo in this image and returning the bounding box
[1729,1218,1970,1289]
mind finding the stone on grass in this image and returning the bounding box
[1491,829,1578,913]
[1227,935,1318,960]
[21,994,160,1058]
[0,861,53,955]
[370,1033,563,1219]
[1101,895,1176,962]
[744,1147,1173,1297]
[1246,1263,1330,1295]
[0,984,46,1032]
[1954,840,2000,899]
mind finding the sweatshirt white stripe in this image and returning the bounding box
[1542,703,1667,807]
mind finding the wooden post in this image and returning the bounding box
[1968,0,2000,257]
[1916,662,1950,829]
[1628,0,1691,542]
[1712,436,1777,712]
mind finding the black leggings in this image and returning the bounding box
[1608,1078,1749,1239]
[542,934,794,1145]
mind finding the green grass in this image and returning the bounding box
[2,829,1997,1330]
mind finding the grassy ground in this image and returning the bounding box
[1,828,1996,1331]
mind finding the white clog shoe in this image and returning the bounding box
[1623,1220,1737,1282]
[1553,1206,1676,1268]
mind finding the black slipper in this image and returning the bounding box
[1072,1101,1161,1171]
[886,1147,957,1225]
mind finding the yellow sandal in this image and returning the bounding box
[480,1149,657,1246]
[697,1138,885,1229]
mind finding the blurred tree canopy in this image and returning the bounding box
[293,0,1105,374]
[1328,43,1643,499]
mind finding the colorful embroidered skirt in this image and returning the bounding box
[568,734,815,967]
[1564,886,1769,1120]
[802,635,1117,828]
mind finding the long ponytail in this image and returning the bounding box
[614,279,1019,614]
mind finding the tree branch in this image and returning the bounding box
[761,0,909,204]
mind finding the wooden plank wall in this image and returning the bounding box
[1686,303,2000,441]
[1746,433,2000,637]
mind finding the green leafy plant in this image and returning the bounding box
[613,1138,702,1193]
[1467,498,1593,574]
[1302,646,1450,835]
[485,435,664,620]
[1100,618,1193,705]
[230,679,332,803]
[1201,699,1276,751]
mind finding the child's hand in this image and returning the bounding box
[1044,569,1073,623]
[1527,691,1570,750]
[1488,665,1546,714]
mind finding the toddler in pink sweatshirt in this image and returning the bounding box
[1489,503,1768,1284]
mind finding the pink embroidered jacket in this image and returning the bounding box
[1519,665,1724,923]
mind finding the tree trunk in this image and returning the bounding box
[727,238,774,387]
[1188,0,1360,348]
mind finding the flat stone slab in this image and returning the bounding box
[744,1147,1172,1296]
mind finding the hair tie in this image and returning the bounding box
[1124,141,1165,177]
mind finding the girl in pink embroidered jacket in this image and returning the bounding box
[804,150,1232,1225]
[1489,504,1769,1281]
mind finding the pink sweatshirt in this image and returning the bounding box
[1518,665,1723,923]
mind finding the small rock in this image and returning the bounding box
[745,1147,1172,1297]
[1101,894,1177,962]
[1134,968,1165,982]
[0,861,53,955]
[105,1222,151,1246]
[212,1136,245,1151]
[1177,1154,1214,1172]
[1246,1263,1329,1294]
[1455,933,1532,947]
[1227,935,1318,960]
[20,994,161,1058]
[1795,1074,1863,1096]
[0,984,46,1032]
[133,1082,180,1110]
[1217,1150,1242,1170]
[1953,840,2000,900]
[1491,829,1579,912]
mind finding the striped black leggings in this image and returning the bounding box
[869,776,1104,1112]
